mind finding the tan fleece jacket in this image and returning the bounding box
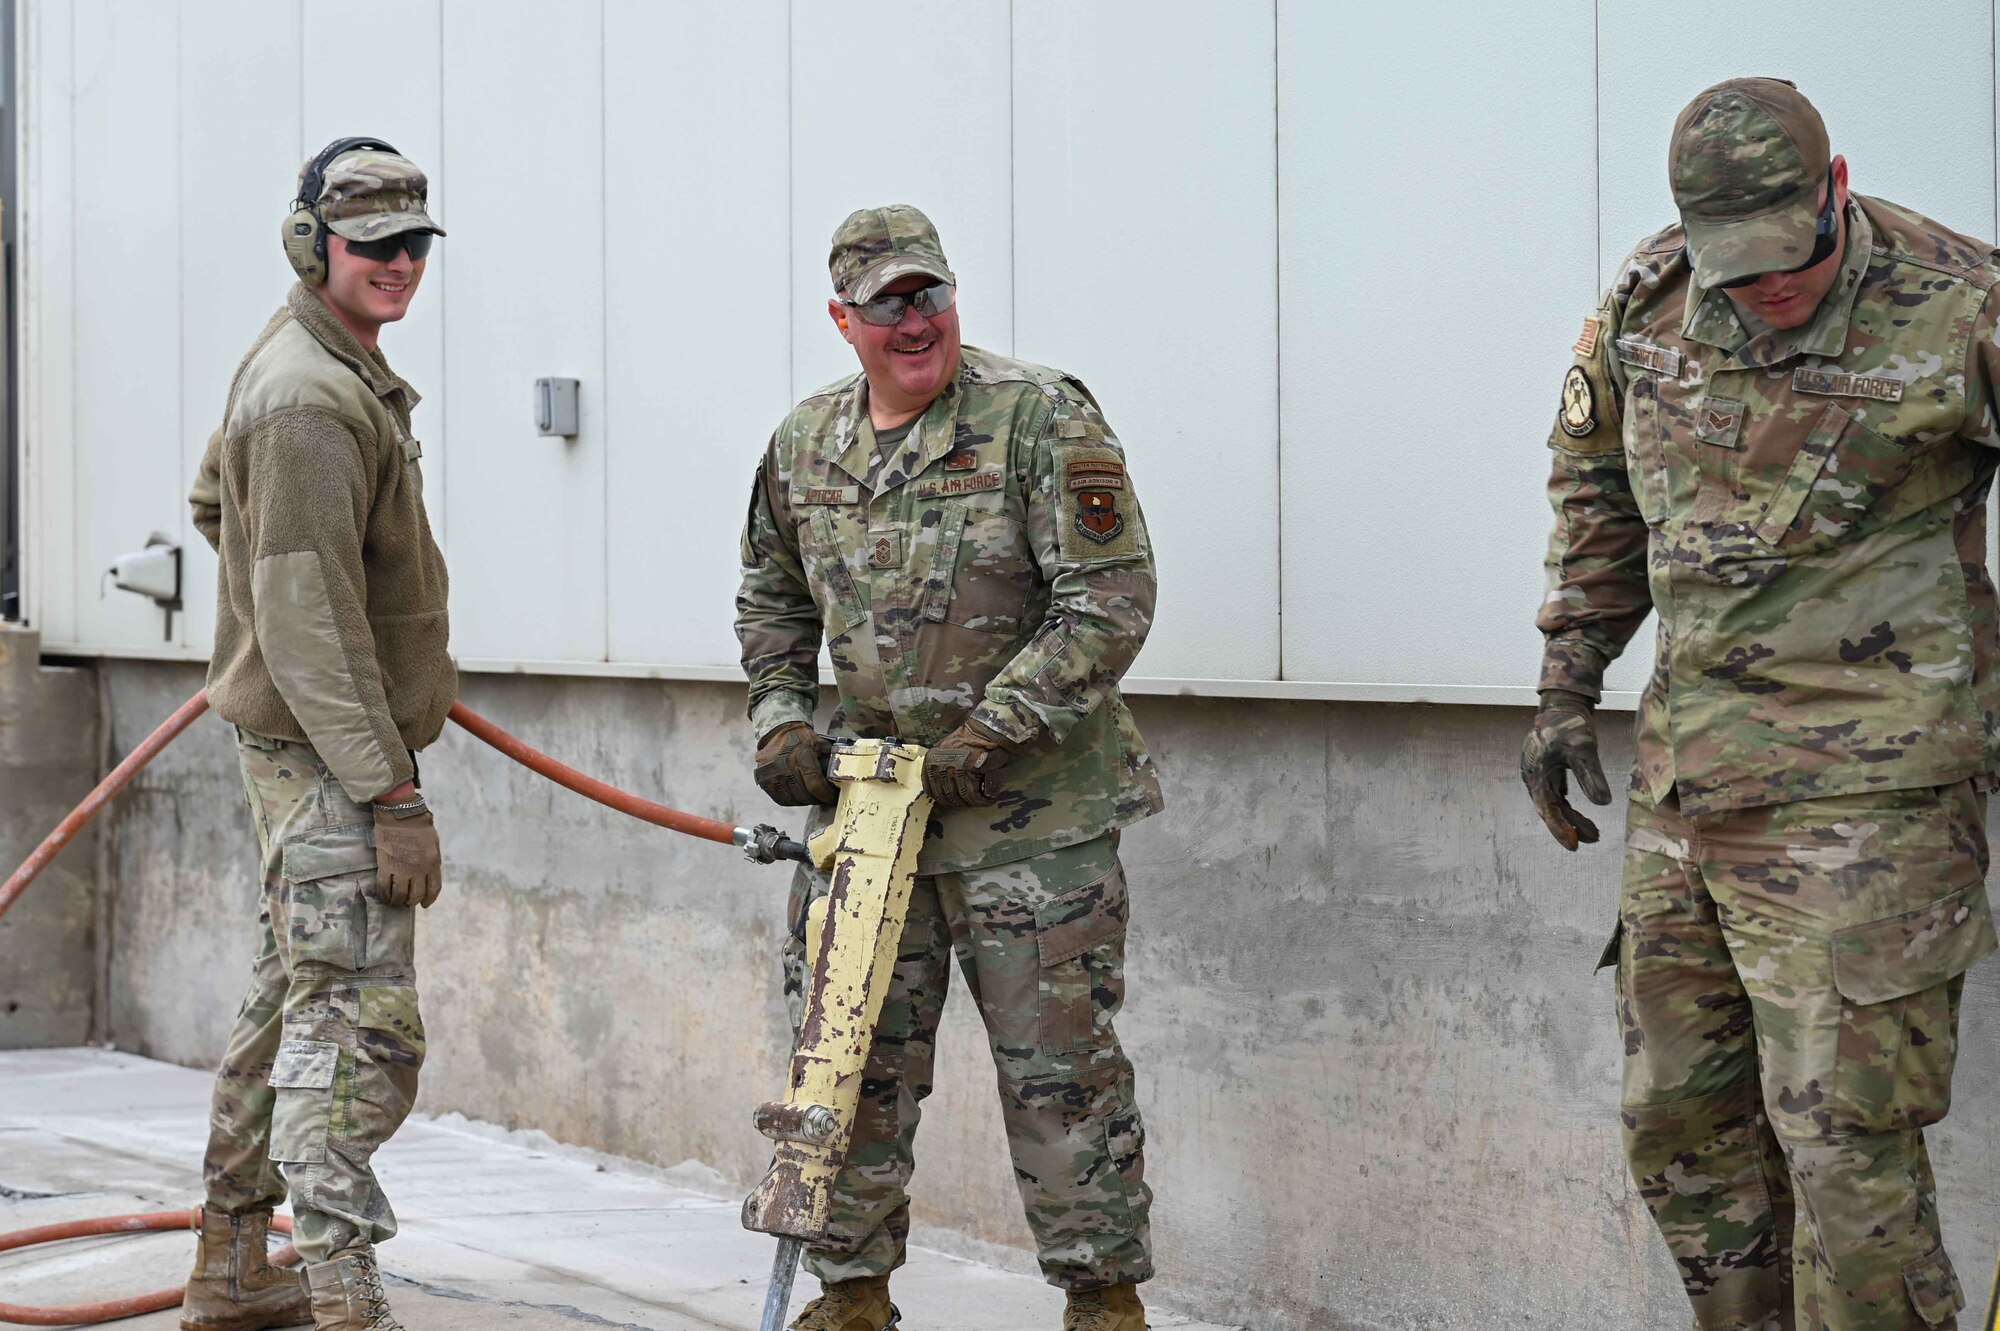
[191,283,454,801]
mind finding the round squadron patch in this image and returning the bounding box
[1559,365,1597,438]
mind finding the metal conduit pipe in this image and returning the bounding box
[0,688,806,1323]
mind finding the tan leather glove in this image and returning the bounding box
[922,717,1024,809]
[1520,690,1613,851]
[373,803,442,908]
[754,721,838,807]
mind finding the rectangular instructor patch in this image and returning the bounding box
[1055,445,1141,562]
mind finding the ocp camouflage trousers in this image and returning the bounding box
[200,731,425,1265]
[1614,782,1997,1331]
[781,833,1151,1291]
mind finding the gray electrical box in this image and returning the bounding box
[534,377,580,438]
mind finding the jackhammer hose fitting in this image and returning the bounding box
[735,824,811,865]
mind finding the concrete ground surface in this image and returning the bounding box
[0,1048,1236,1331]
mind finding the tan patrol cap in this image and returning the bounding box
[1669,77,1829,288]
[829,204,951,302]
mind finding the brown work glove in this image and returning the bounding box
[922,717,1024,809]
[754,721,838,807]
[1521,690,1613,851]
[372,804,442,908]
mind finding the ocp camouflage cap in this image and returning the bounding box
[312,148,446,243]
[1669,78,1829,289]
[829,204,950,302]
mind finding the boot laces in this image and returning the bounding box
[1065,1290,1117,1331]
[355,1262,400,1330]
[792,1284,872,1330]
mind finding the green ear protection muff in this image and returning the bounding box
[282,135,400,287]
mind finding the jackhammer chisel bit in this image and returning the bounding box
[758,1237,803,1331]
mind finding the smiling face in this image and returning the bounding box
[318,232,425,349]
[829,274,962,427]
[1721,155,1850,332]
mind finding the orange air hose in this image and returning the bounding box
[0,690,211,920]
[0,688,803,1324]
[0,1211,295,1325]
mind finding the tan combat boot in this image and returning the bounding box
[302,1248,404,1331]
[1064,1283,1148,1331]
[788,1274,899,1330]
[180,1206,311,1331]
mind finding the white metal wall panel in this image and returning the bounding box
[18,0,75,643]
[1278,0,1602,699]
[604,0,788,670]
[301,0,447,551]
[69,1,182,652]
[30,4,1995,702]
[1598,3,1997,291]
[1014,0,1280,683]
[788,1,1013,401]
[178,0,301,656]
[438,0,606,663]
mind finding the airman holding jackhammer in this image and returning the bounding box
[736,204,1164,1331]
[181,139,453,1331]
[1525,79,2000,1330]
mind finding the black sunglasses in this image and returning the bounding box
[344,231,435,264]
[840,281,956,327]
[1713,174,1838,289]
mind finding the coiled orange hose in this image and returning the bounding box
[0,1210,294,1325]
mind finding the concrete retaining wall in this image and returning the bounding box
[0,626,99,1048]
[92,660,2000,1330]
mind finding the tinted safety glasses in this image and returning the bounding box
[1713,175,1839,289]
[840,281,955,326]
[344,230,435,264]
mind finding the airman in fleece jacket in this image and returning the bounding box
[190,281,453,801]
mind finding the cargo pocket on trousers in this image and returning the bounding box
[279,824,377,971]
[1035,870,1129,1056]
[1902,1246,1965,1326]
[1830,887,1996,1131]
[267,1036,339,1164]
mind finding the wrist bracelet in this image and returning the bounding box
[374,796,428,818]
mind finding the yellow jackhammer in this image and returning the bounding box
[741,738,932,1331]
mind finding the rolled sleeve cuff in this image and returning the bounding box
[970,698,1044,749]
[1539,636,1611,701]
[750,689,817,741]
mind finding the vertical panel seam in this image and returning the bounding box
[1593,0,1601,298]
[599,0,609,662]
[435,0,447,554]
[786,0,793,403]
[63,0,74,630]
[175,0,185,648]
[1271,0,1282,681]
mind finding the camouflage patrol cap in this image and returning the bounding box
[829,205,950,302]
[310,148,446,243]
[1669,78,1829,288]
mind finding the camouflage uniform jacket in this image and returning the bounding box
[737,345,1165,874]
[1539,195,2000,815]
